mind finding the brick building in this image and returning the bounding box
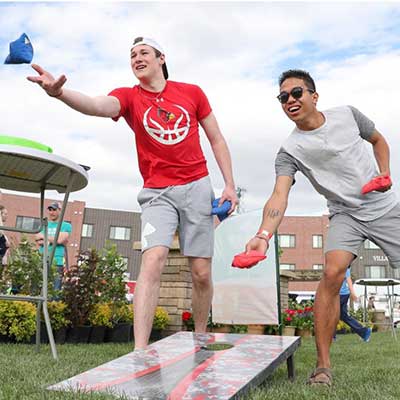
[1,193,141,278]
[1,193,85,266]
[277,215,400,293]
[278,215,329,292]
[2,193,396,291]
[80,207,142,279]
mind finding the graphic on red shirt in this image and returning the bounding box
[143,103,190,145]
[109,81,211,188]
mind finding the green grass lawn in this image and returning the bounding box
[0,332,399,400]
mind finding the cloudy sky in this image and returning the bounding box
[1,1,399,215]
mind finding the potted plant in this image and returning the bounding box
[94,243,132,342]
[181,310,194,331]
[247,324,265,335]
[151,306,169,340]
[105,303,133,343]
[207,313,228,333]
[40,300,71,344]
[0,300,36,343]
[0,236,57,297]
[295,305,314,337]
[62,250,99,343]
[88,303,112,343]
[336,320,351,335]
[94,243,128,306]
[230,324,248,334]
[282,308,297,336]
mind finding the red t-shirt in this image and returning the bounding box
[109,81,211,188]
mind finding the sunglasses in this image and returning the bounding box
[277,86,315,104]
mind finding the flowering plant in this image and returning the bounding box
[282,308,298,326]
[295,305,314,330]
[182,311,194,330]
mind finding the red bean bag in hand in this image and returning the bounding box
[361,175,392,195]
[231,250,267,269]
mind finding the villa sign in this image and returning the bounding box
[373,255,388,262]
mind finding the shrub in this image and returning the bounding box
[93,243,130,326]
[111,303,133,325]
[45,301,70,331]
[0,300,36,342]
[94,243,127,305]
[62,249,99,326]
[0,236,56,297]
[153,307,169,330]
[88,303,112,328]
[230,324,248,334]
[336,320,351,333]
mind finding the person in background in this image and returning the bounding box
[0,205,10,267]
[334,265,372,342]
[35,202,71,291]
[368,295,376,310]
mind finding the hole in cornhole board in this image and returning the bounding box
[202,342,234,351]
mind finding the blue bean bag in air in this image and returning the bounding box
[4,33,34,64]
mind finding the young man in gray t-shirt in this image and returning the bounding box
[244,69,399,386]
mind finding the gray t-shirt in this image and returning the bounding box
[275,105,397,221]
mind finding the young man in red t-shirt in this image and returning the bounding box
[28,37,238,349]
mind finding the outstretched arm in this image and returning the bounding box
[245,175,293,254]
[27,64,120,118]
[200,112,238,213]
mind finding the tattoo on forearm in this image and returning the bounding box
[266,208,281,219]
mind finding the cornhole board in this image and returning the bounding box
[48,332,301,399]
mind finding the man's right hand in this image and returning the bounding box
[245,236,269,255]
[27,64,67,98]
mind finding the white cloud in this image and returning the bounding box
[1,2,399,216]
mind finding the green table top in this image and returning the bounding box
[0,136,52,153]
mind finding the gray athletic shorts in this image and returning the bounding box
[325,202,400,268]
[137,175,215,257]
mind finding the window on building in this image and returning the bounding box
[312,235,323,248]
[364,240,380,250]
[81,223,93,238]
[365,265,386,279]
[16,216,40,231]
[280,263,295,271]
[278,234,296,248]
[313,264,324,270]
[110,226,131,241]
[392,269,400,279]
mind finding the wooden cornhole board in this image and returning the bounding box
[48,332,300,399]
